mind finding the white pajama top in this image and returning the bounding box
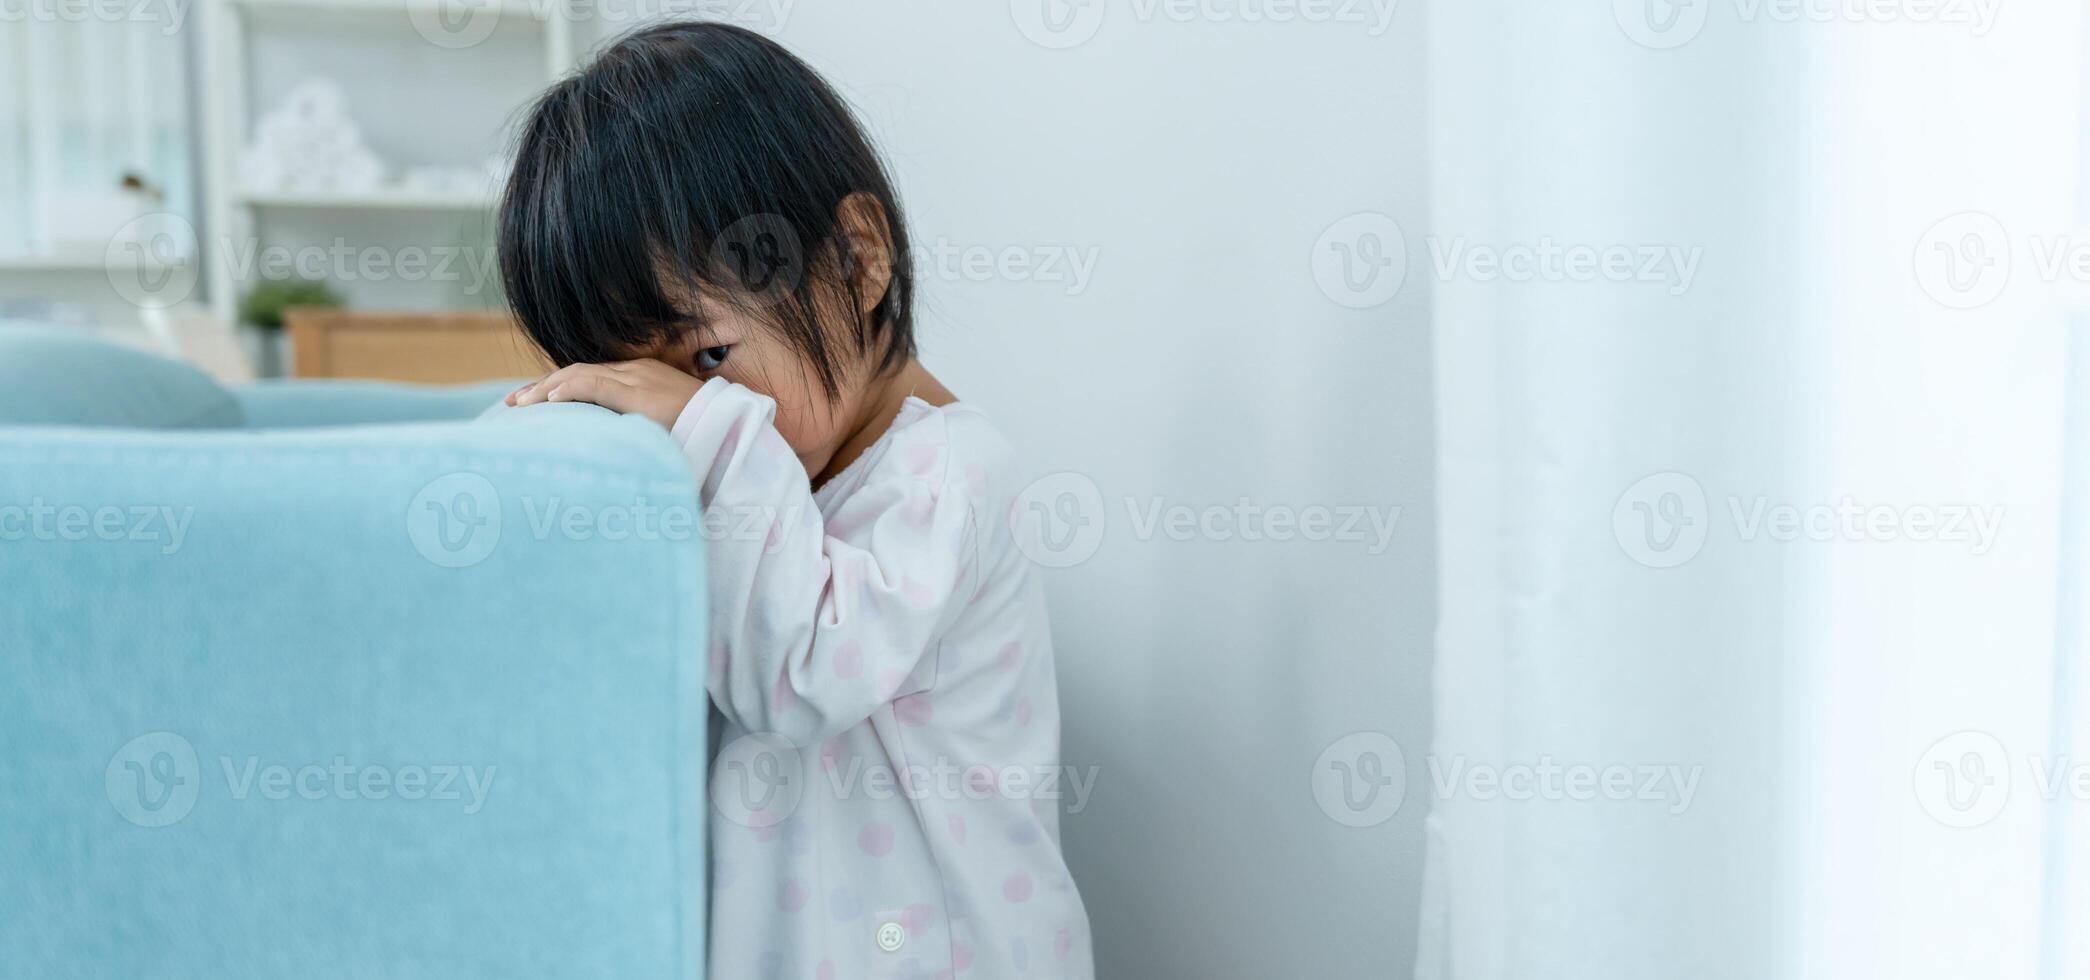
[672,379,1094,980]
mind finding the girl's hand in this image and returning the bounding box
[506,359,705,431]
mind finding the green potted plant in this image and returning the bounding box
[239,277,343,378]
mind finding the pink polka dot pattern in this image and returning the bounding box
[1014,697,1034,727]
[901,903,935,934]
[779,879,809,913]
[907,443,941,476]
[1055,927,1074,960]
[1002,871,1034,904]
[997,641,1024,672]
[816,959,835,980]
[857,821,895,857]
[947,813,968,844]
[895,693,933,726]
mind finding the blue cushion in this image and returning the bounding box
[0,326,243,429]
[0,406,707,978]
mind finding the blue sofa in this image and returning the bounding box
[0,329,708,979]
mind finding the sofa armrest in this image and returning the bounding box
[0,406,707,979]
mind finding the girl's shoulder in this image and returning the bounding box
[820,398,1022,512]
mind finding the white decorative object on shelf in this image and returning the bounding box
[238,79,386,194]
[199,0,578,327]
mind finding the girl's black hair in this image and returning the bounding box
[498,21,915,394]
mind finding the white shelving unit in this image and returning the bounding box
[197,0,579,328]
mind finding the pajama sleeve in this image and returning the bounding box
[671,378,976,747]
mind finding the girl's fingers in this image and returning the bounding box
[512,365,592,406]
[545,368,633,411]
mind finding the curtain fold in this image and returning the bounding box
[1424,3,2084,978]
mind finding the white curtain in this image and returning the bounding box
[1425,2,2087,978]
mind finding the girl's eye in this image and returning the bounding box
[695,346,732,371]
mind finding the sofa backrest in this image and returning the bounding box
[0,326,244,429]
[0,404,708,979]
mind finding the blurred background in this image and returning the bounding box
[3,0,2085,977]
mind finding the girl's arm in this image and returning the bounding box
[674,378,976,746]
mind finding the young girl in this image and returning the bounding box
[498,21,1093,980]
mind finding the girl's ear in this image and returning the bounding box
[835,191,895,320]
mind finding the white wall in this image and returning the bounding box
[767,6,1431,977]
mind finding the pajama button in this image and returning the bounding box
[876,921,906,952]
